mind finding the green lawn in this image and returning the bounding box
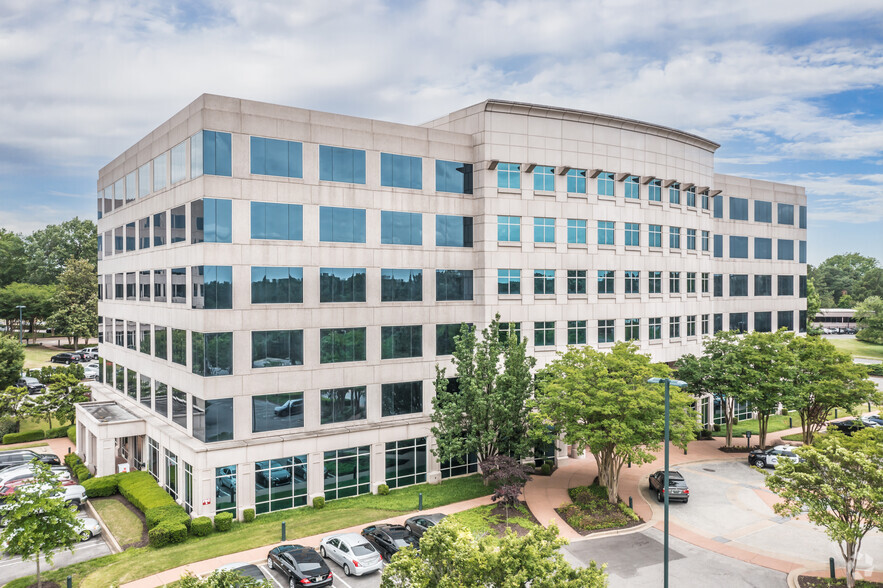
[449,503,539,535]
[0,441,48,452]
[17,415,65,435]
[91,498,145,548]
[712,411,804,438]
[23,345,56,369]
[828,338,883,360]
[6,475,491,588]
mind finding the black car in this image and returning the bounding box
[266,545,332,588]
[827,419,866,436]
[648,470,690,503]
[14,377,43,393]
[214,562,269,586]
[404,513,447,540]
[361,524,418,561]
[50,352,83,364]
[0,450,60,472]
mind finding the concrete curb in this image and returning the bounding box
[85,499,122,554]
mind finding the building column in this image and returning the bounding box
[308,452,324,505]
[426,437,441,484]
[237,461,255,520]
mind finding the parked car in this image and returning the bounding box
[274,397,303,417]
[319,532,383,576]
[404,513,447,540]
[14,377,44,394]
[82,362,100,380]
[50,352,83,365]
[0,464,71,486]
[827,419,867,436]
[255,465,292,488]
[0,477,80,498]
[75,517,102,540]
[748,445,802,468]
[0,450,60,472]
[648,470,690,503]
[361,524,418,562]
[862,415,883,427]
[215,562,270,585]
[79,347,98,360]
[266,544,333,587]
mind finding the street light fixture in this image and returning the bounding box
[14,305,26,345]
[648,377,688,588]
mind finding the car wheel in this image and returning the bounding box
[343,563,351,576]
[81,531,92,541]
[752,458,765,468]
[683,498,689,503]
[319,546,326,558]
[289,578,295,588]
[267,557,273,569]
[65,360,70,365]
[656,491,663,502]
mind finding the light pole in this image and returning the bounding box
[648,377,688,588]
[15,305,25,345]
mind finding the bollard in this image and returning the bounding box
[628,496,633,509]
[835,409,838,419]
[869,402,873,412]
[829,557,836,578]
[628,458,631,468]
[418,492,423,511]
[67,577,72,588]
[684,448,687,455]
[789,417,792,428]
[68,447,71,455]
[281,521,286,541]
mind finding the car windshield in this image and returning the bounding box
[393,537,415,548]
[298,562,322,572]
[352,544,375,556]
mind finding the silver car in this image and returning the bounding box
[0,464,71,486]
[319,532,383,577]
[75,517,102,540]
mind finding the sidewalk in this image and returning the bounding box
[122,493,494,588]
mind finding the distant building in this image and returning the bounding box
[813,308,856,330]
[79,95,807,519]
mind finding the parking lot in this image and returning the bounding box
[252,553,384,588]
[0,509,111,585]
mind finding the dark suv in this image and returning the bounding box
[361,524,418,561]
[649,470,690,503]
[827,419,866,436]
[50,352,83,365]
[14,377,43,393]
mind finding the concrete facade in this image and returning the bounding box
[86,95,807,519]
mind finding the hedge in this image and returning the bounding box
[312,496,325,509]
[146,504,191,531]
[67,425,76,444]
[0,417,19,438]
[64,452,82,469]
[82,474,118,497]
[73,463,92,483]
[243,508,255,523]
[214,512,233,532]
[191,516,213,537]
[148,521,188,548]
[3,430,46,445]
[46,426,69,439]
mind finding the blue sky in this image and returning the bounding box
[0,0,881,265]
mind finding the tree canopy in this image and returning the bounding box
[0,229,27,288]
[854,295,883,344]
[810,253,882,306]
[46,258,98,349]
[23,217,97,285]
[0,335,25,389]
[0,282,56,341]
[737,330,795,448]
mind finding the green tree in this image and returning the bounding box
[46,259,97,350]
[806,277,821,329]
[0,282,56,342]
[855,267,883,301]
[0,334,25,389]
[0,385,29,421]
[854,296,883,345]
[47,371,90,425]
[379,518,607,588]
[0,229,26,288]
[838,293,855,309]
[738,331,795,449]
[784,336,879,444]
[765,429,883,588]
[812,253,880,305]
[23,217,98,285]
[178,569,270,587]
[432,315,536,466]
[533,341,696,504]
[0,459,84,588]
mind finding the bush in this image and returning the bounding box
[46,426,69,439]
[540,462,553,476]
[82,474,119,497]
[698,429,714,440]
[146,505,191,530]
[214,512,233,532]
[64,452,82,469]
[377,484,389,496]
[117,471,177,512]
[3,429,46,444]
[73,463,92,482]
[148,521,188,548]
[712,424,721,432]
[868,364,883,377]
[312,496,325,509]
[0,417,19,439]
[243,508,255,523]
[191,516,213,537]
[67,425,76,444]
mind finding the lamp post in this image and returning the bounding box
[648,377,688,588]
[15,305,26,345]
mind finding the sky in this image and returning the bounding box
[0,0,881,266]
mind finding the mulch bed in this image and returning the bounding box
[487,502,541,537]
[799,576,883,587]
[718,445,759,453]
[94,494,149,549]
[555,482,644,536]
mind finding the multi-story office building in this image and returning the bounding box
[79,95,807,519]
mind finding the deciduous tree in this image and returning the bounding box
[854,295,883,344]
[47,258,97,350]
[765,429,883,588]
[0,282,56,342]
[178,569,270,587]
[23,217,97,285]
[534,341,696,504]
[0,334,25,389]
[480,455,532,522]
[738,330,795,448]
[0,229,26,288]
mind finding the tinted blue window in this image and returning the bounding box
[381,153,422,189]
[799,205,807,229]
[713,234,723,258]
[250,137,303,178]
[381,211,422,245]
[381,269,422,301]
[193,398,233,443]
[778,239,794,260]
[319,146,366,184]
[533,166,554,191]
[597,172,614,196]
[778,203,795,225]
[436,270,473,301]
[497,163,521,189]
[567,169,586,193]
[436,215,473,247]
[754,200,772,223]
[730,236,748,259]
[202,131,232,177]
[534,218,555,243]
[251,267,303,304]
[252,332,303,369]
[251,202,303,240]
[497,216,520,242]
[729,197,749,220]
[436,161,473,194]
[649,225,662,247]
[320,268,367,303]
[713,195,723,218]
[567,219,586,244]
[192,198,232,243]
[648,179,662,202]
[319,207,366,243]
[191,265,233,310]
[191,332,233,377]
[598,221,614,245]
[625,176,640,199]
[799,240,806,263]
[669,182,680,204]
[755,237,772,259]
[729,275,748,296]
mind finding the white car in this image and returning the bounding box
[79,347,98,361]
[75,517,102,540]
[82,362,100,380]
[748,445,802,468]
[0,464,71,486]
[319,532,384,576]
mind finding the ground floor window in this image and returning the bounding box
[385,438,427,489]
[697,396,711,428]
[147,437,159,482]
[255,456,308,514]
[324,446,370,500]
[714,398,752,425]
[183,462,193,514]
[440,452,478,479]
[165,449,178,499]
[216,465,237,515]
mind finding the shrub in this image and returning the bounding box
[148,521,188,548]
[733,418,739,426]
[46,426,69,439]
[214,512,233,532]
[117,471,177,512]
[82,474,119,497]
[243,508,255,523]
[67,425,76,444]
[540,462,553,476]
[64,452,82,469]
[377,484,389,496]
[0,417,19,438]
[712,423,721,432]
[191,516,213,537]
[3,429,46,444]
[312,496,325,509]
[146,505,191,530]
[73,463,92,482]
[868,364,883,377]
